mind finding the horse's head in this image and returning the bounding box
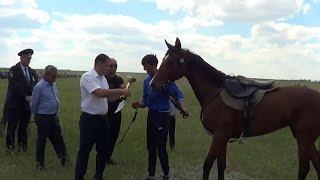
[151,38,188,91]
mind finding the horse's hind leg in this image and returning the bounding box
[297,141,311,180]
[309,144,320,179]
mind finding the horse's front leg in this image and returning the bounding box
[203,138,216,180]
[217,145,227,180]
[203,134,228,180]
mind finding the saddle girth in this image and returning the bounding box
[222,76,278,137]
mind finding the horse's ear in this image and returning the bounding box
[165,39,174,50]
[175,37,181,50]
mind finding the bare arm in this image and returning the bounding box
[108,96,121,102]
[92,88,130,99]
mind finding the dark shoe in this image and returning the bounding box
[93,174,103,180]
[36,163,46,171]
[169,140,176,150]
[59,154,67,166]
[5,147,15,155]
[107,158,117,165]
[146,176,155,180]
[61,157,72,167]
[169,142,175,150]
[163,174,170,180]
[18,145,27,152]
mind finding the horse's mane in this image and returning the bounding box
[184,49,233,86]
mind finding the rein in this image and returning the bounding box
[200,84,223,123]
[199,85,222,137]
[200,83,224,136]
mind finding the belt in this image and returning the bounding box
[36,113,57,116]
[81,112,108,120]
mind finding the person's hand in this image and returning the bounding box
[132,101,141,109]
[25,96,31,102]
[180,108,189,119]
[179,102,189,119]
[123,88,131,97]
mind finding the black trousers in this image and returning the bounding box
[107,112,121,159]
[75,112,111,180]
[35,114,66,166]
[6,108,31,151]
[168,115,176,147]
[147,110,169,177]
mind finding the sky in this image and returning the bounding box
[0,0,319,80]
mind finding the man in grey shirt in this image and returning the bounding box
[30,65,67,170]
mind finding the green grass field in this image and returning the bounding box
[0,74,319,180]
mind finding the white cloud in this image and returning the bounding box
[0,2,319,80]
[156,0,194,15]
[0,0,50,27]
[251,22,320,45]
[161,21,320,80]
[177,13,223,30]
[0,0,37,8]
[0,13,180,72]
[0,8,50,24]
[0,0,15,5]
[154,0,310,28]
[302,3,311,14]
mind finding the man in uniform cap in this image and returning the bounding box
[4,48,38,153]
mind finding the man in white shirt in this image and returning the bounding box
[75,54,130,180]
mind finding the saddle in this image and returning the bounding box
[224,75,275,98]
[221,75,278,138]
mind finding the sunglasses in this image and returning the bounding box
[109,64,117,68]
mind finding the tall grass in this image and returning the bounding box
[0,75,319,179]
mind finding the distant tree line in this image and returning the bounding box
[0,70,84,79]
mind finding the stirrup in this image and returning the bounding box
[228,133,246,144]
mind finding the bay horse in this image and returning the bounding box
[150,38,320,180]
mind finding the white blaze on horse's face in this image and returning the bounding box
[180,58,184,63]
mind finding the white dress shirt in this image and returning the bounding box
[80,69,109,115]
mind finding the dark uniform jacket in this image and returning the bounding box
[106,74,124,116]
[4,63,38,110]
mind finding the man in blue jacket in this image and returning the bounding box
[132,54,187,180]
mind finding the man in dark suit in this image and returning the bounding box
[105,58,125,165]
[4,48,38,153]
